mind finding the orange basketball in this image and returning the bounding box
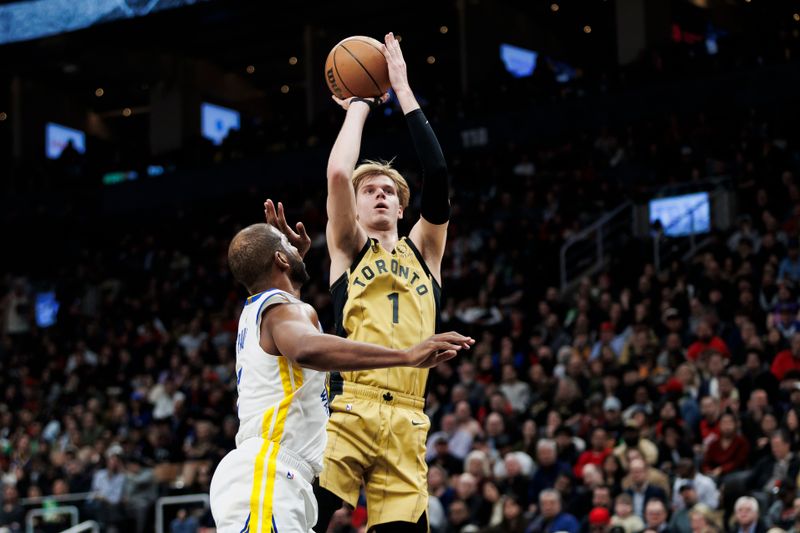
[324,36,390,99]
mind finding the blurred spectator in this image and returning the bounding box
[669,483,700,533]
[429,465,456,514]
[574,427,613,479]
[454,472,490,525]
[765,478,797,530]
[778,240,800,283]
[687,504,718,533]
[447,499,475,533]
[430,491,447,533]
[772,304,800,340]
[747,429,800,501]
[588,507,612,533]
[687,321,730,361]
[497,452,534,509]
[125,456,157,533]
[525,489,580,533]
[427,414,474,462]
[530,439,572,503]
[625,458,667,519]
[169,508,198,533]
[770,333,800,381]
[671,460,719,511]
[643,499,671,533]
[591,323,625,361]
[702,412,750,478]
[611,493,644,533]
[728,216,762,253]
[1,279,31,338]
[87,445,127,532]
[479,494,527,533]
[429,436,465,476]
[500,365,531,414]
[614,420,659,467]
[732,496,767,533]
[699,396,722,445]
[149,378,187,421]
[0,485,24,532]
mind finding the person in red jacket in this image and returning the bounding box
[771,332,800,380]
[687,320,730,361]
[574,427,613,479]
[698,396,722,444]
[702,411,750,478]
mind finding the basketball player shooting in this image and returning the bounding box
[209,222,471,533]
[314,32,453,533]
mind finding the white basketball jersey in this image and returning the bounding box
[234,289,329,474]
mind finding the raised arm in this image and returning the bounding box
[326,97,384,274]
[382,33,450,283]
[261,302,472,371]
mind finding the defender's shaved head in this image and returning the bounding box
[228,223,285,293]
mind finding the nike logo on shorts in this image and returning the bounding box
[411,420,425,426]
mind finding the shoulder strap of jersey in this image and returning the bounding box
[253,289,322,341]
[253,289,294,330]
[329,238,372,293]
[403,236,441,290]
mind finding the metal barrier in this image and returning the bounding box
[21,492,92,507]
[559,201,633,291]
[25,505,79,533]
[155,493,210,533]
[61,520,101,533]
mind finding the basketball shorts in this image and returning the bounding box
[319,382,430,530]
[211,437,317,533]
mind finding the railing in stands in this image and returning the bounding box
[25,505,79,533]
[155,493,210,533]
[60,520,101,533]
[559,201,634,291]
[21,492,93,506]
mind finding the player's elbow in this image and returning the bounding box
[292,338,330,371]
[326,165,351,184]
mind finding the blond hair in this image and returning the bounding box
[351,160,410,209]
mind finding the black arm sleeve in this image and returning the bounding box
[405,108,450,225]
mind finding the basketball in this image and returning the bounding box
[324,36,391,99]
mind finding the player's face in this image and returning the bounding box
[355,175,403,231]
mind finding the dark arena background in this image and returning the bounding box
[2,0,800,532]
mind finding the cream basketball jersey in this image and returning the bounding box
[234,289,329,473]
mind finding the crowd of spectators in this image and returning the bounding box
[2,25,800,533]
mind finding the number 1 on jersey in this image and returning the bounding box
[387,292,399,324]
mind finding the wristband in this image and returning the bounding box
[351,96,381,110]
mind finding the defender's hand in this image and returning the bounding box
[406,332,474,368]
[264,199,311,258]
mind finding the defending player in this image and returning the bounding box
[315,32,452,533]
[210,222,471,533]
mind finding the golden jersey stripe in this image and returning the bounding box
[292,364,304,390]
[269,395,292,441]
[249,354,299,531]
[270,359,296,440]
[278,357,294,396]
[259,366,295,530]
[260,442,281,533]
[260,406,276,439]
[248,439,272,530]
